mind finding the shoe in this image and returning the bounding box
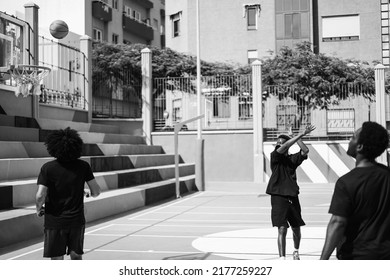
[293,251,300,260]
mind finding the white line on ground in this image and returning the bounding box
[128,192,206,221]
[7,247,43,260]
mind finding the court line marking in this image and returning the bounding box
[128,192,206,220]
[6,193,207,260]
[84,249,202,254]
[6,247,43,260]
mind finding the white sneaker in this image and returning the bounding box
[293,251,300,260]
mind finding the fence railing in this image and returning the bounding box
[153,75,253,131]
[38,35,88,110]
[153,75,376,141]
[92,68,142,118]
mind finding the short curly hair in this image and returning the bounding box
[358,122,389,160]
[45,127,83,161]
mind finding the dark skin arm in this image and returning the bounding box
[277,125,316,155]
[320,214,348,260]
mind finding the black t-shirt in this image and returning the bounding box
[37,159,95,229]
[266,146,307,197]
[329,164,390,259]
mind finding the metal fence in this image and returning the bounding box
[153,75,376,140]
[262,84,375,140]
[92,68,142,118]
[153,75,253,131]
[38,35,88,110]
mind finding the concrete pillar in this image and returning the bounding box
[141,48,153,145]
[375,64,388,165]
[80,36,93,123]
[24,3,39,119]
[252,60,264,182]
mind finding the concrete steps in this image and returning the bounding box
[0,163,195,208]
[0,175,196,248]
[0,115,197,249]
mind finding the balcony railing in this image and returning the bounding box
[122,14,154,41]
[92,1,112,22]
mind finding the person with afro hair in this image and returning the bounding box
[321,121,390,259]
[36,127,101,260]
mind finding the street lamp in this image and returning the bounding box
[196,0,205,190]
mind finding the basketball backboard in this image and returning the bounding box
[0,33,13,72]
[0,12,25,80]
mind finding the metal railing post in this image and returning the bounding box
[174,114,205,198]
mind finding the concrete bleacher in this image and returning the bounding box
[0,115,196,248]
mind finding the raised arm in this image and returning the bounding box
[277,124,316,154]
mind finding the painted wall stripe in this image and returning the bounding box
[328,143,355,170]
[311,143,349,178]
[300,158,328,183]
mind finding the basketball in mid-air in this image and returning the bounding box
[49,20,69,39]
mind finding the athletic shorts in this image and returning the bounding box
[270,195,305,228]
[43,225,85,258]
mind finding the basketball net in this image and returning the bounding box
[9,65,51,97]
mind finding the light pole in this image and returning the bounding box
[195,0,205,190]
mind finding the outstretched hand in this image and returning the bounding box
[303,124,316,135]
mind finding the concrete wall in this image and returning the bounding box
[318,0,381,63]
[92,118,143,136]
[39,104,88,123]
[0,88,33,117]
[166,0,276,64]
[152,131,254,182]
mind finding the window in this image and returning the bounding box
[277,105,310,130]
[112,33,118,44]
[244,4,261,30]
[247,7,257,29]
[239,96,253,120]
[382,1,390,66]
[172,99,182,122]
[112,0,118,9]
[124,5,131,17]
[212,96,231,118]
[132,10,141,21]
[322,15,360,42]
[275,0,310,51]
[170,12,181,37]
[93,28,103,42]
[247,50,258,64]
[153,19,158,31]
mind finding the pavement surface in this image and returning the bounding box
[0,183,336,260]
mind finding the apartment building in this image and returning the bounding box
[165,0,385,66]
[1,0,166,48]
[92,0,165,47]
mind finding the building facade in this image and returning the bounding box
[91,0,165,48]
[1,0,165,48]
[165,0,385,66]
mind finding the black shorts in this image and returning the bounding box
[43,225,85,258]
[271,195,305,228]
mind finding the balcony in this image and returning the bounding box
[134,0,154,9]
[92,1,112,22]
[122,15,154,41]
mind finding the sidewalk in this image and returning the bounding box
[0,183,335,260]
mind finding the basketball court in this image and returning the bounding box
[0,183,335,260]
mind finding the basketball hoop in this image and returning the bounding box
[8,65,51,97]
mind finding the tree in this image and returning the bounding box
[258,42,376,109]
[92,41,380,110]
